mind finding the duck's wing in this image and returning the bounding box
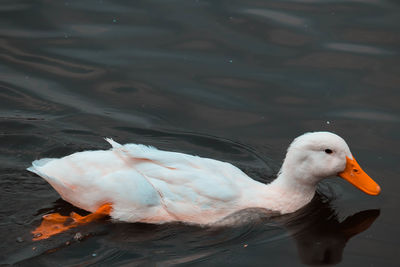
[119,143,254,221]
[122,142,247,178]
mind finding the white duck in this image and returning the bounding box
[28,131,380,240]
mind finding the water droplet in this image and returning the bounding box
[74,232,83,241]
[92,253,97,257]
[16,237,24,243]
[228,59,233,63]
[113,18,117,23]
[326,121,330,124]
[33,233,42,238]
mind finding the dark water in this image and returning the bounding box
[1,0,399,266]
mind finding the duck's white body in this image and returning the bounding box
[28,132,380,225]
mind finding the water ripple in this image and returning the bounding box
[241,8,307,28]
[325,42,394,55]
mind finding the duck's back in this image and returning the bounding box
[28,139,257,224]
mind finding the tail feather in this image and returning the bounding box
[27,158,54,174]
[27,158,63,186]
[104,138,122,148]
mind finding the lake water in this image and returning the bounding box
[1,0,399,266]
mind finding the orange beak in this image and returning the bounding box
[338,156,381,195]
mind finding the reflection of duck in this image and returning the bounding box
[28,132,380,240]
[276,194,380,265]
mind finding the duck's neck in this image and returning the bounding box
[245,170,318,214]
[270,166,318,213]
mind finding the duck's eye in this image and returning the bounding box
[325,149,333,154]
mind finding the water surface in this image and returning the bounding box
[1,0,399,266]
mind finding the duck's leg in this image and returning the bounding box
[32,203,112,241]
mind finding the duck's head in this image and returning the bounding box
[280,132,381,195]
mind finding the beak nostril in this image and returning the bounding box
[353,169,358,173]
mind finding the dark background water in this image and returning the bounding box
[1,0,399,266]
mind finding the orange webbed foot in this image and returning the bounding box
[32,213,73,241]
[32,203,112,241]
